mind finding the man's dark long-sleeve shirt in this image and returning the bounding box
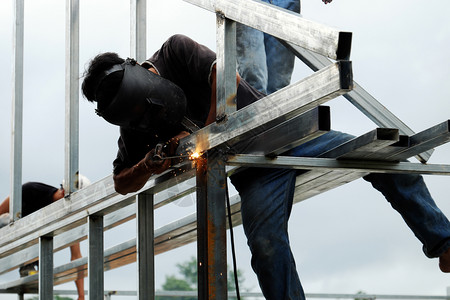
[113,34,264,175]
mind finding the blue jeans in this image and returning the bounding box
[236,0,301,95]
[230,131,450,300]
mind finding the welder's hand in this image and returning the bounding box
[167,131,190,154]
[322,0,332,4]
[166,131,190,165]
[143,148,171,175]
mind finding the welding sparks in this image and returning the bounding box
[189,152,201,160]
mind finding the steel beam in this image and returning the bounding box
[10,0,25,222]
[183,0,352,60]
[358,135,410,161]
[216,15,237,119]
[130,0,146,62]
[177,61,352,157]
[282,40,433,163]
[88,215,104,300]
[196,151,227,299]
[226,155,450,176]
[232,106,330,157]
[64,0,80,194]
[388,120,450,161]
[136,192,155,300]
[320,128,399,159]
[39,236,53,299]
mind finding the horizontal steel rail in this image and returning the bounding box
[1,289,448,300]
[226,155,450,175]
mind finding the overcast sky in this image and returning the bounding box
[0,0,450,299]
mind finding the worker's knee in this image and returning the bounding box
[248,233,289,261]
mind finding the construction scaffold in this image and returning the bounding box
[1,0,450,299]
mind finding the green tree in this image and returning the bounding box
[354,291,371,300]
[156,256,247,299]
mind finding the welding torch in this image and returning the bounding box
[152,142,191,161]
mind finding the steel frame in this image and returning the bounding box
[10,0,24,222]
[3,0,450,299]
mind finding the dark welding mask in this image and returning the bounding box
[94,58,187,133]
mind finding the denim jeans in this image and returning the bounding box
[236,0,301,95]
[230,131,450,300]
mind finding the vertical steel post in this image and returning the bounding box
[130,0,147,63]
[10,0,24,222]
[216,15,237,120]
[88,215,104,299]
[136,192,155,300]
[39,236,54,299]
[64,0,80,194]
[196,151,227,300]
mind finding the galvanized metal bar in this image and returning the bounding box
[2,290,448,300]
[88,215,104,300]
[359,135,410,161]
[183,0,352,60]
[196,151,227,299]
[177,61,352,157]
[281,40,433,162]
[64,0,80,194]
[320,128,399,159]
[389,120,450,161]
[216,15,237,120]
[232,106,330,157]
[136,192,155,300]
[10,0,25,222]
[130,0,146,62]
[39,236,53,299]
[226,155,450,176]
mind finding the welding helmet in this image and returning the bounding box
[94,58,187,133]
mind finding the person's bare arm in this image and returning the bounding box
[205,64,241,126]
[69,243,85,300]
[113,132,189,195]
[113,150,169,195]
[0,196,9,215]
[206,64,217,126]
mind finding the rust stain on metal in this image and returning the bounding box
[226,93,237,107]
[207,215,217,298]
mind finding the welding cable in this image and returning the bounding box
[225,181,241,300]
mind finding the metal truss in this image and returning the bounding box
[3,0,450,299]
